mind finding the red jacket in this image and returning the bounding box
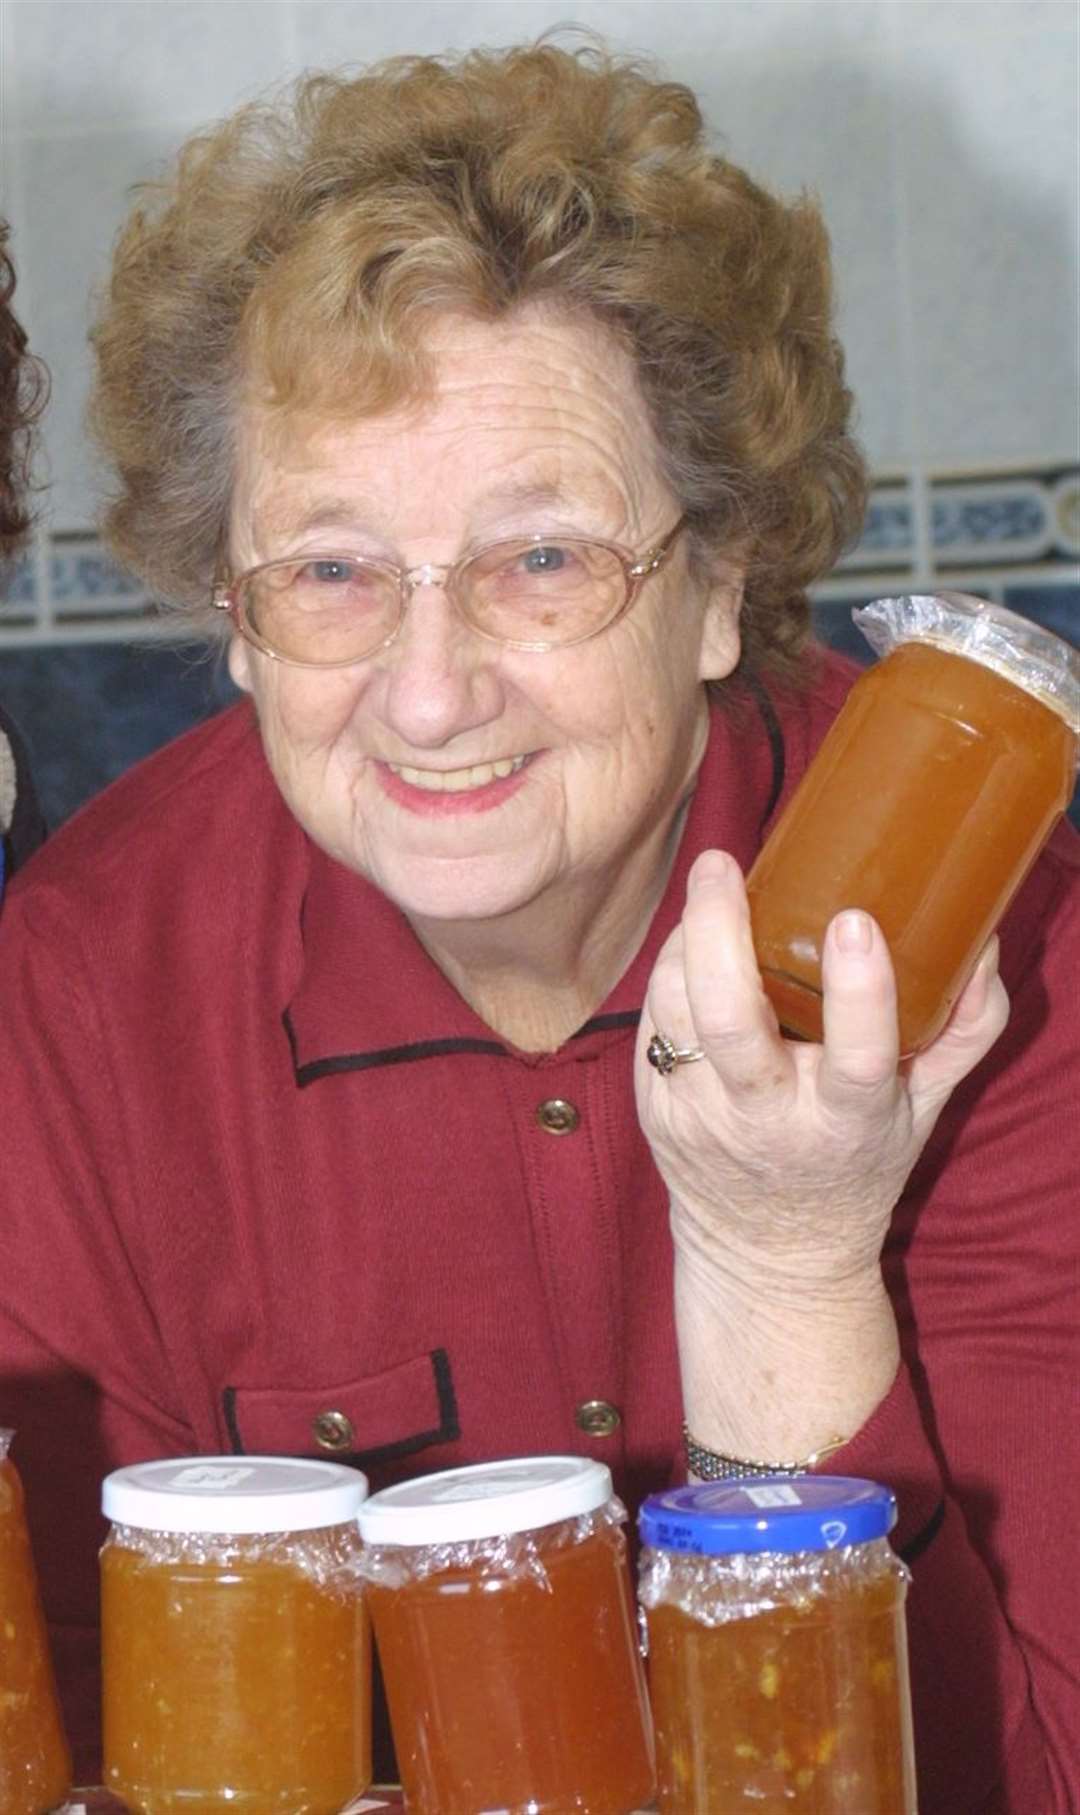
[1,650,1077,1809]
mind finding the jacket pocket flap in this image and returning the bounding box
[223,1347,459,1468]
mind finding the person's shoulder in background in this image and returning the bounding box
[0,699,45,884]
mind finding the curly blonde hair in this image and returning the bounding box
[90,40,865,677]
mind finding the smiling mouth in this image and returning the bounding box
[386,754,530,793]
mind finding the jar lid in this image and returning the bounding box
[854,593,1080,733]
[102,1456,368,1533]
[357,1456,612,1547]
[639,1476,896,1556]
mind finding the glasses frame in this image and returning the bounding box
[213,516,688,668]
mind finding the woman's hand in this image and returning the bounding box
[636,848,1010,1462]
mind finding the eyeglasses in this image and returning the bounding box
[213,518,687,668]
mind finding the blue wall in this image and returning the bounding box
[2,642,237,832]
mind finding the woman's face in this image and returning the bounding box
[227,309,742,932]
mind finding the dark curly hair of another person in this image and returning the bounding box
[0,222,48,567]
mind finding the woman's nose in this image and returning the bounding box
[378,580,504,748]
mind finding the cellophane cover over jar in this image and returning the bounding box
[854,592,1080,741]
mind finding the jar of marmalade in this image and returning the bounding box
[0,1429,73,1813]
[100,1455,370,1813]
[357,1455,655,1814]
[746,593,1079,1053]
[639,1476,916,1813]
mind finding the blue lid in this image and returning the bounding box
[639,1476,896,1556]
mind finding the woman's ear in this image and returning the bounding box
[697,567,744,682]
[227,633,255,695]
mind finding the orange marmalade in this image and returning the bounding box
[100,1455,370,1814]
[0,1440,72,1814]
[747,600,1078,1054]
[639,1477,916,1814]
[358,1456,655,1814]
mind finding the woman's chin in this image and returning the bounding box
[341,843,553,929]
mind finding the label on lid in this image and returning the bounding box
[357,1455,613,1547]
[742,1482,803,1509]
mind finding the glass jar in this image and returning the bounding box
[0,1429,73,1813]
[357,1455,656,1814]
[746,593,1079,1053]
[100,1455,370,1813]
[639,1476,916,1814]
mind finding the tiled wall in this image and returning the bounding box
[0,0,1076,828]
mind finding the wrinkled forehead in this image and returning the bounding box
[230,305,671,552]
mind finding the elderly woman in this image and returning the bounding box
[0,223,47,888]
[0,43,1075,1806]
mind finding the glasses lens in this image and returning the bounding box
[240,557,399,664]
[462,539,628,646]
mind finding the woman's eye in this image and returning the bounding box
[521,545,569,576]
[304,558,356,585]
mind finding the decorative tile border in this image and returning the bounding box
[838,464,1080,573]
[1,534,153,627]
[933,479,1054,565]
[838,483,915,569]
[0,555,37,609]
[48,533,147,610]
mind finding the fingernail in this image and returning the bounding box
[977,934,1000,976]
[961,936,1000,1015]
[835,909,873,954]
[690,850,736,890]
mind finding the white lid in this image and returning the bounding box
[102,1456,368,1533]
[356,1456,613,1547]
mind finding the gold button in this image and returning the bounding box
[312,1409,354,1452]
[536,1098,580,1135]
[575,1399,621,1438]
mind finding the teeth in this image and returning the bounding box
[389,754,527,792]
